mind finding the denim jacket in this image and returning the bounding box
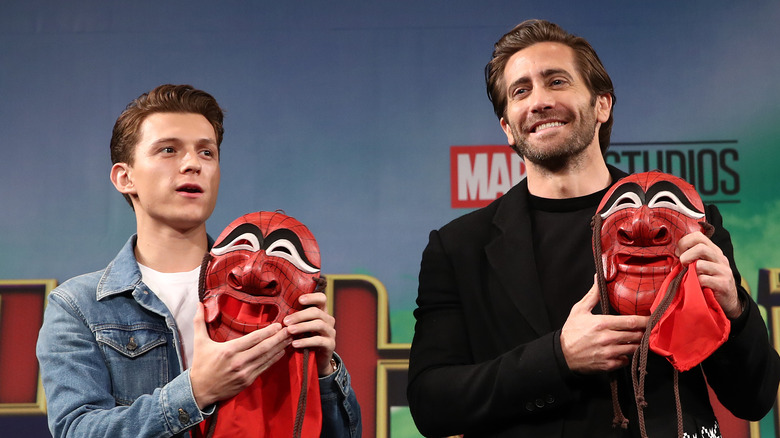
[36,235,362,438]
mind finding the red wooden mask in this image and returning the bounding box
[200,211,321,341]
[595,171,706,315]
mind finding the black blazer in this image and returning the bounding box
[407,168,779,437]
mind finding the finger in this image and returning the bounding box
[284,305,334,327]
[292,333,335,350]
[604,314,649,331]
[677,232,721,262]
[298,292,327,309]
[676,231,708,255]
[228,323,285,351]
[242,328,293,367]
[573,281,600,313]
[288,318,336,338]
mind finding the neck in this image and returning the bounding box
[134,222,208,273]
[525,144,611,199]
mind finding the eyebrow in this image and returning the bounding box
[151,137,217,146]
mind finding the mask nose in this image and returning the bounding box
[617,206,671,246]
[227,252,279,296]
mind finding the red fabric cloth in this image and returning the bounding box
[649,262,731,372]
[196,347,322,437]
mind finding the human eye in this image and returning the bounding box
[550,78,568,87]
[199,143,218,159]
[155,143,176,155]
[509,87,529,100]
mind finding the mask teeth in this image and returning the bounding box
[603,255,617,281]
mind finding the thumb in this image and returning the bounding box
[193,303,210,340]
[574,280,600,313]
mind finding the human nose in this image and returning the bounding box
[528,85,554,113]
[180,149,202,173]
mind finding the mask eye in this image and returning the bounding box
[647,191,705,219]
[600,192,643,218]
[266,239,320,274]
[211,233,261,255]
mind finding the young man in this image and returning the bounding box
[407,20,780,437]
[36,84,361,437]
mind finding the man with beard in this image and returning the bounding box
[407,19,779,438]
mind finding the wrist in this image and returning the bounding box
[319,357,338,377]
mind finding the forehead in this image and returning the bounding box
[503,41,581,85]
[136,112,216,147]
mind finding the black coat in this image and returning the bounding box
[407,167,780,437]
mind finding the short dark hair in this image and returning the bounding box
[110,84,225,206]
[485,19,616,153]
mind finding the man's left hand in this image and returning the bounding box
[677,231,742,319]
[283,291,338,377]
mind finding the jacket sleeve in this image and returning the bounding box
[36,289,206,438]
[319,352,362,438]
[701,205,780,420]
[407,229,583,437]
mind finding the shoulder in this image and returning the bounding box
[436,180,528,244]
[51,269,105,300]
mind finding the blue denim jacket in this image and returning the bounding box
[36,235,362,438]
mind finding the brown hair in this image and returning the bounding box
[110,84,225,206]
[485,19,616,152]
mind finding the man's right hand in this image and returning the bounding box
[189,303,292,409]
[560,281,649,374]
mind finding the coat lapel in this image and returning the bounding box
[485,179,551,337]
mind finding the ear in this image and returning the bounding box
[110,162,136,196]
[595,93,612,124]
[499,117,516,146]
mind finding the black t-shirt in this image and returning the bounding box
[528,188,609,330]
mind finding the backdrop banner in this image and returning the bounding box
[2,2,779,437]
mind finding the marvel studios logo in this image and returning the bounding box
[450,141,740,209]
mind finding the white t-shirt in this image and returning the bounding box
[137,263,200,369]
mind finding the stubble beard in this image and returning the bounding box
[509,104,598,172]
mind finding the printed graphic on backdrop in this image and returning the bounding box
[451,141,741,209]
[0,280,55,415]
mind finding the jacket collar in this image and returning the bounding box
[484,165,628,335]
[96,234,214,301]
[485,178,550,336]
[96,235,143,301]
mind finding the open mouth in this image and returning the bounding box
[616,253,674,274]
[206,293,280,335]
[177,184,203,194]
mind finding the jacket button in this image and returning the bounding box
[546,395,555,404]
[126,337,137,351]
[525,402,535,411]
[178,408,190,424]
[535,398,545,408]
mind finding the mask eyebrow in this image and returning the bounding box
[213,223,264,250]
[263,229,317,269]
[646,181,704,215]
[598,182,644,215]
